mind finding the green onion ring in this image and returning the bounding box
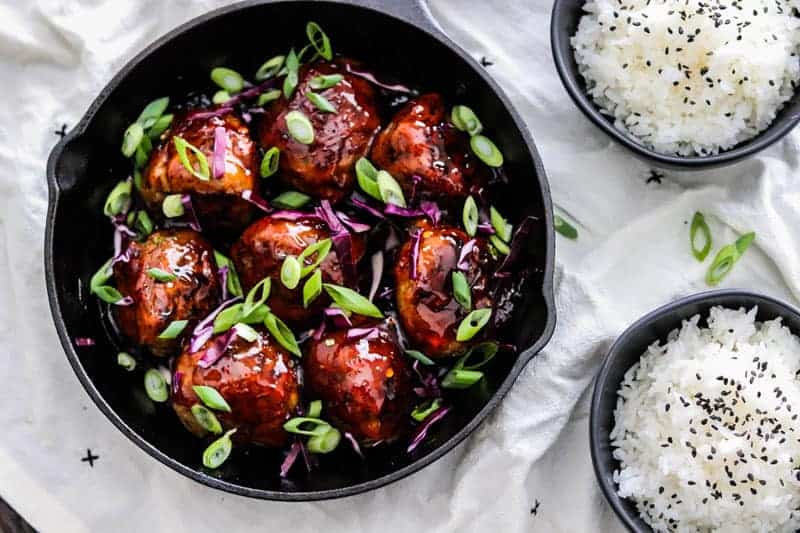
[690,212,712,262]
[162,194,185,218]
[451,271,472,311]
[706,232,756,286]
[212,90,231,104]
[306,21,333,61]
[157,319,188,340]
[280,255,302,289]
[309,74,343,90]
[255,55,285,81]
[442,369,484,389]
[202,428,236,469]
[285,110,314,145]
[303,269,323,308]
[103,180,132,218]
[462,196,479,237]
[193,385,232,412]
[298,238,332,277]
[273,190,311,209]
[554,215,578,240]
[323,283,384,318]
[136,97,170,128]
[490,206,513,243]
[456,341,499,371]
[121,122,144,158]
[173,136,210,180]
[117,352,136,371]
[355,157,382,200]
[307,400,323,419]
[489,234,510,255]
[451,105,483,136]
[260,146,280,178]
[284,416,332,437]
[307,427,341,454]
[191,404,223,435]
[144,369,169,402]
[146,268,176,282]
[257,89,282,107]
[148,114,174,140]
[470,135,503,168]
[376,170,406,207]
[234,322,259,342]
[406,349,436,366]
[93,286,124,305]
[456,308,492,342]
[242,277,271,317]
[210,67,244,93]
[283,49,300,99]
[306,91,337,113]
[411,399,442,422]
[264,312,301,357]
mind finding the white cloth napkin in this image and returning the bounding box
[1,0,798,531]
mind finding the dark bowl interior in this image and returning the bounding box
[45,0,556,500]
[550,0,800,170]
[590,290,800,531]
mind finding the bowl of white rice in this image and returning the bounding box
[551,0,800,167]
[590,290,800,532]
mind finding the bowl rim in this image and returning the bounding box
[549,0,800,168]
[44,0,558,501]
[589,289,800,531]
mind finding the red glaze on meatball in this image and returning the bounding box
[113,229,221,357]
[258,59,381,203]
[229,215,366,325]
[394,222,494,359]
[172,327,300,447]
[142,110,258,234]
[304,325,414,444]
[371,93,482,202]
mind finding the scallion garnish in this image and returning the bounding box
[255,55,285,81]
[273,190,311,209]
[458,341,499,370]
[470,135,503,168]
[173,136,210,181]
[307,427,341,454]
[157,319,188,340]
[690,211,712,261]
[257,89,282,107]
[285,110,314,145]
[212,90,231,104]
[134,140,150,169]
[323,283,384,318]
[283,48,300,99]
[214,251,243,297]
[130,210,154,237]
[234,322,259,342]
[406,349,436,366]
[451,271,471,311]
[162,194,185,218]
[376,170,406,207]
[451,105,483,136]
[264,312,301,356]
[202,428,236,469]
[144,369,169,402]
[148,114,174,140]
[554,215,578,240]
[93,286,125,304]
[210,67,244,94]
[355,157,382,200]
[147,268,176,282]
[103,180,132,218]
[260,146,280,178]
[303,269,323,308]
[442,369,484,389]
[121,122,144,158]
[306,91,337,113]
[412,399,442,422]
[193,385,232,412]
[462,196,478,237]
[213,303,269,334]
[280,256,302,289]
[117,352,136,371]
[306,21,333,61]
[309,74,343,90]
[191,404,223,435]
[243,277,271,317]
[284,417,332,437]
[490,206,513,243]
[90,259,127,304]
[136,97,170,129]
[489,234,510,255]
[307,400,323,418]
[298,238,332,277]
[706,232,755,286]
[456,308,492,342]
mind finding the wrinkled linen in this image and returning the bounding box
[1,0,798,531]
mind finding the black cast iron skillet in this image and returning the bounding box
[45,0,556,501]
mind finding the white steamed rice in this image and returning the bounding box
[612,306,800,532]
[571,0,800,156]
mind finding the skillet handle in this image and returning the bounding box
[46,130,88,193]
[345,0,444,35]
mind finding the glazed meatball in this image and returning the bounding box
[230,215,365,325]
[113,229,221,357]
[371,93,481,202]
[304,325,414,444]
[258,58,381,203]
[394,222,494,359]
[141,110,258,234]
[172,327,300,447]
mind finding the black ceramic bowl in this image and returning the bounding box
[45,0,556,501]
[550,0,800,170]
[590,290,800,531]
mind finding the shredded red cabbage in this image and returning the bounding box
[218,266,229,301]
[336,211,370,233]
[477,222,496,235]
[347,327,380,341]
[241,112,252,123]
[114,296,134,306]
[349,197,385,219]
[384,204,425,218]
[368,251,383,301]
[420,201,442,225]
[74,337,95,347]
[457,239,477,271]
[323,307,353,329]
[197,328,237,368]
[312,319,327,341]
[240,190,271,213]
[410,174,422,203]
[190,296,242,353]
[225,78,279,107]
[181,194,202,232]
[344,63,413,93]
[172,371,183,396]
[280,440,302,478]
[344,432,364,459]
[315,200,346,233]
[410,229,422,280]
[187,107,233,122]
[111,227,132,266]
[316,201,357,286]
[407,405,451,453]
[271,210,321,221]
[212,126,226,179]
[496,216,538,276]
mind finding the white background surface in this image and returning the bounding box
[1,0,798,531]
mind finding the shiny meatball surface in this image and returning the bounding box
[113,229,221,357]
[304,326,414,444]
[258,59,381,203]
[371,93,480,202]
[172,328,300,447]
[394,222,493,359]
[230,215,365,325]
[142,110,258,233]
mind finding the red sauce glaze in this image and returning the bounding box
[172,328,300,447]
[113,229,221,357]
[304,325,414,444]
[258,58,382,203]
[394,221,494,359]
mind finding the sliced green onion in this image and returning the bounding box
[280,256,302,289]
[136,97,170,128]
[706,232,756,286]
[257,89,282,107]
[243,277,271,317]
[411,399,442,422]
[93,286,124,304]
[307,400,322,418]
[457,341,499,371]
[284,417,332,437]
[133,168,144,190]
[193,385,232,412]
[162,194,185,218]
[306,91,337,113]
[90,259,114,292]
[442,369,484,389]
[144,369,169,402]
[213,251,243,297]
[283,48,300,99]
[490,206,513,243]
[554,215,578,240]
[309,74,343,90]
[210,67,244,93]
[202,429,236,469]
[377,170,406,207]
[307,427,341,454]
[489,234,510,255]
[103,180,132,218]
[303,269,323,308]
[146,268,176,282]
[690,212,712,262]
[117,352,136,371]
[131,210,154,237]
[235,322,259,342]
[306,21,333,61]
[213,303,269,334]
[298,238,332,277]
[456,308,492,342]
[255,55,285,81]
[134,142,150,169]
[355,157,381,200]
[273,190,311,209]
[148,114,174,140]
[173,136,210,181]
[157,319,188,340]
[264,312,301,357]
[212,90,231,104]
[191,404,223,435]
[451,271,471,311]
[121,122,144,158]
[451,105,483,136]
[285,110,314,145]
[406,349,436,366]
[470,135,503,168]
[323,283,384,318]
[260,146,280,178]
[463,196,478,237]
